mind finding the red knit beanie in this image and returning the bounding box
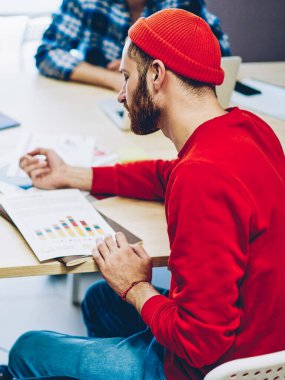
[128,9,224,85]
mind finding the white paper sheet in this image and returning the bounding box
[0,181,24,196]
[231,78,285,121]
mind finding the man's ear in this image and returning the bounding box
[151,60,166,90]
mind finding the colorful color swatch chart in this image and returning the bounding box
[1,189,116,262]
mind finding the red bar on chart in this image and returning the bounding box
[67,216,85,236]
[80,220,95,236]
[60,220,76,237]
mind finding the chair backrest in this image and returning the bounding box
[204,351,285,380]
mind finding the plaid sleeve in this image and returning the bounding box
[199,4,231,56]
[35,0,85,80]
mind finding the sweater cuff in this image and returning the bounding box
[141,294,170,326]
[91,166,117,196]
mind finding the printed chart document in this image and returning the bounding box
[1,189,116,262]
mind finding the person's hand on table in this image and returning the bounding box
[92,232,160,311]
[107,59,121,71]
[19,148,70,189]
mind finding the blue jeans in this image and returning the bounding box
[8,280,167,380]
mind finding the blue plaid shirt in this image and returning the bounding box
[35,0,231,80]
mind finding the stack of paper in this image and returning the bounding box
[5,132,117,187]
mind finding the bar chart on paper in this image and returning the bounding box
[34,216,106,241]
[1,189,116,262]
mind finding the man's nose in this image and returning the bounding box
[117,86,126,104]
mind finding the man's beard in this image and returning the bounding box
[125,74,161,135]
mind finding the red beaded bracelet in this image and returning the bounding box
[120,280,149,301]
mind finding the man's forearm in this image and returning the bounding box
[126,281,160,314]
[70,62,124,91]
[63,166,93,191]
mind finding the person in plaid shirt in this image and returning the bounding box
[35,0,231,91]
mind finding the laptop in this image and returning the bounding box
[97,99,129,130]
[216,56,242,108]
[99,56,242,130]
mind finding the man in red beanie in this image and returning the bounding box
[10,9,285,380]
[35,0,231,91]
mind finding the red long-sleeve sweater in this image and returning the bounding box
[91,108,285,379]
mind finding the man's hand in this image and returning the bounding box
[19,148,69,189]
[19,148,93,191]
[93,232,159,311]
[107,59,121,71]
[93,232,152,293]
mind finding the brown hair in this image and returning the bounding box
[127,41,215,96]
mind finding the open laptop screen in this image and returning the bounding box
[216,56,242,108]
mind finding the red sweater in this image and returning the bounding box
[91,108,285,379]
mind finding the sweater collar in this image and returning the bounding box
[178,107,241,159]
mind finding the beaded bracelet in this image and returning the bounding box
[120,280,149,301]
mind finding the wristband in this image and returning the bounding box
[120,280,149,301]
